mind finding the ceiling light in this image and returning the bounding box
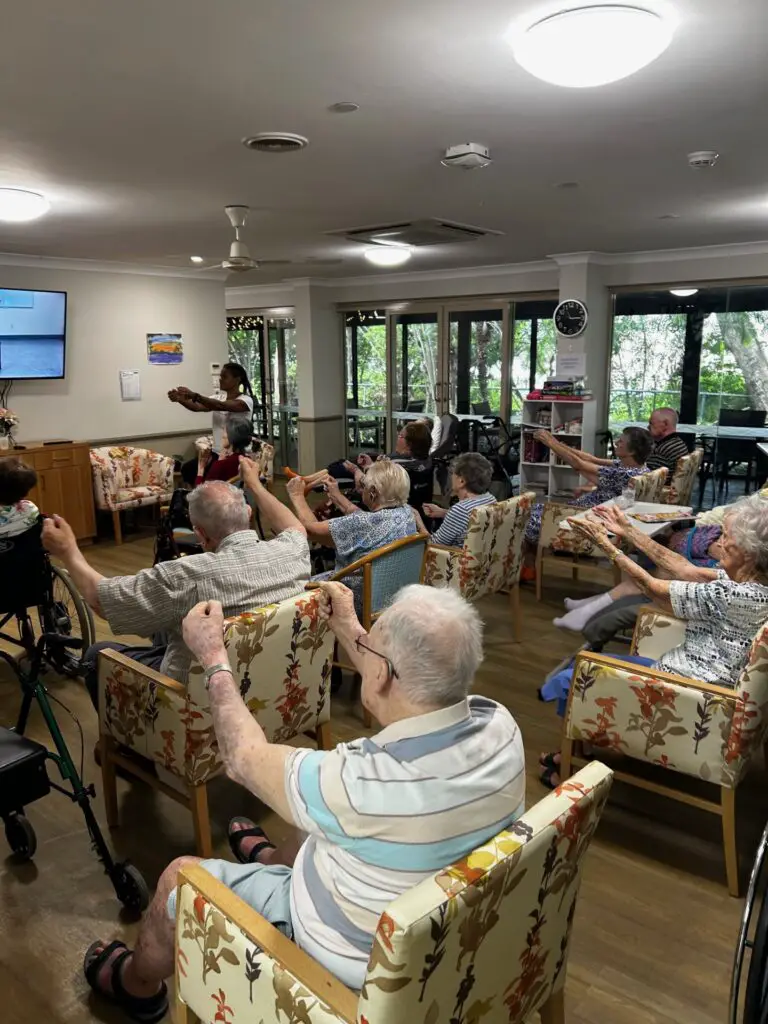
[670,288,698,297]
[190,256,204,264]
[0,188,50,222]
[364,246,412,267]
[509,5,674,88]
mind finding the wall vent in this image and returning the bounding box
[329,218,502,248]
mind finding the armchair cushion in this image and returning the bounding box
[99,593,334,786]
[90,445,174,512]
[661,448,703,505]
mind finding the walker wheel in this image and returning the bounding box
[112,862,150,913]
[5,814,37,861]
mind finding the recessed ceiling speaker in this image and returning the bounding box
[241,133,309,153]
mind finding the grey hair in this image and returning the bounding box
[187,480,250,543]
[451,452,493,495]
[226,417,253,451]
[724,492,768,577]
[653,407,679,425]
[364,460,410,506]
[375,585,483,707]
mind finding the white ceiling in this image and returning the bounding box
[1,0,767,284]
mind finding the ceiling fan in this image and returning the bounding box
[175,205,342,273]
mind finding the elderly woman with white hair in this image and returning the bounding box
[538,491,768,788]
[286,460,423,606]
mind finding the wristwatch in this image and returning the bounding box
[203,663,234,688]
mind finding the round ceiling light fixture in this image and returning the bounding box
[329,101,360,113]
[0,188,50,222]
[670,288,699,297]
[510,5,675,88]
[190,256,204,264]
[364,246,412,268]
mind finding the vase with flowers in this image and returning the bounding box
[0,408,18,450]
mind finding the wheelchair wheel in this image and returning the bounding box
[5,813,37,861]
[38,565,95,676]
[111,862,150,913]
[731,820,768,1022]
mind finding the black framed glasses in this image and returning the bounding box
[355,635,399,679]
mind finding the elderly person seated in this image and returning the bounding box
[647,407,690,481]
[81,581,526,1020]
[0,457,39,538]
[537,492,768,788]
[194,418,253,485]
[286,460,423,605]
[521,425,652,581]
[422,451,496,547]
[42,458,310,706]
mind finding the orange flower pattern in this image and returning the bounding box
[89,445,174,512]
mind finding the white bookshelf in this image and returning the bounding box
[520,399,594,500]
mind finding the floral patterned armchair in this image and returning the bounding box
[560,605,768,896]
[631,465,668,503]
[537,501,609,601]
[424,493,533,641]
[97,592,334,856]
[173,761,613,1024]
[90,445,175,544]
[661,447,703,505]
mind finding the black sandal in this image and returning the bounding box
[538,752,561,771]
[228,817,276,865]
[540,765,562,791]
[83,940,168,1024]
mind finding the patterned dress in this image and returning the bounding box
[525,459,649,544]
[313,506,418,611]
[0,499,39,538]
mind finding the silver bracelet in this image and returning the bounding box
[203,663,234,689]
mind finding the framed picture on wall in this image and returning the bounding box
[147,333,183,364]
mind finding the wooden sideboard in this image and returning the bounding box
[0,441,96,543]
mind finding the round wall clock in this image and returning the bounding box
[554,299,588,338]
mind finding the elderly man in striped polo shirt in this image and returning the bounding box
[82,582,526,1020]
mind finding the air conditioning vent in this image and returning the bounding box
[242,133,309,153]
[329,218,502,248]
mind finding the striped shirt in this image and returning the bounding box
[646,432,689,481]
[98,529,310,682]
[431,492,496,548]
[285,695,525,989]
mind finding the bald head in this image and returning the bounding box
[187,481,251,547]
[649,407,679,441]
[374,585,483,708]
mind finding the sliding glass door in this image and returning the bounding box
[345,310,387,458]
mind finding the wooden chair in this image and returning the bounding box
[535,501,616,601]
[560,605,768,896]
[325,533,428,727]
[424,493,534,641]
[662,447,703,505]
[631,465,668,503]
[97,592,335,856]
[174,761,614,1024]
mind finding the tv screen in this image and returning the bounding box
[0,288,67,379]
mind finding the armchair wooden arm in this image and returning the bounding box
[99,648,187,694]
[176,864,358,1024]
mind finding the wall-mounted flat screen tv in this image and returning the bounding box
[0,288,67,379]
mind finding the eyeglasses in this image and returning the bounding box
[355,635,399,679]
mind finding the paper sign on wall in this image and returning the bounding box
[556,351,586,378]
[119,369,141,401]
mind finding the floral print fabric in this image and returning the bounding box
[90,445,174,512]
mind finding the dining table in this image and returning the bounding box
[559,499,697,539]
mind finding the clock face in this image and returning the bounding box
[554,299,588,338]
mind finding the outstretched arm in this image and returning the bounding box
[240,458,306,537]
[175,387,250,413]
[42,516,105,615]
[595,507,719,584]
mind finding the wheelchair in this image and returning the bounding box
[0,519,149,912]
[731,818,768,1022]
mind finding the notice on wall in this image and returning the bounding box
[556,351,586,379]
[119,369,141,401]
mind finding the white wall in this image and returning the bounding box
[0,265,227,443]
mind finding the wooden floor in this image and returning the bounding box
[0,527,759,1023]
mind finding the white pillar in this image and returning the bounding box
[549,253,612,453]
[292,280,345,472]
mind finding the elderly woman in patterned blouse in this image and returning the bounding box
[286,460,424,610]
[538,491,768,788]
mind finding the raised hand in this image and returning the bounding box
[595,504,631,538]
[182,600,227,668]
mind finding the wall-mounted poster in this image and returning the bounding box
[147,333,183,364]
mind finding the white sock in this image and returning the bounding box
[564,595,600,611]
[554,592,614,632]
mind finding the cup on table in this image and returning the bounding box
[615,487,635,510]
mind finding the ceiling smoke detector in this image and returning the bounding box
[441,143,492,170]
[241,133,309,153]
[687,151,719,169]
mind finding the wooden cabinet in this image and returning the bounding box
[0,441,96,543]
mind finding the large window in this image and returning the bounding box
[609,287,768,427]
[510,300,558,417]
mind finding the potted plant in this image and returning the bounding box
[0,408,19,449]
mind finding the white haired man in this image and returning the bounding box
[43,459,310,706]
[80,583,526,1021]
[647,407,689,481]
